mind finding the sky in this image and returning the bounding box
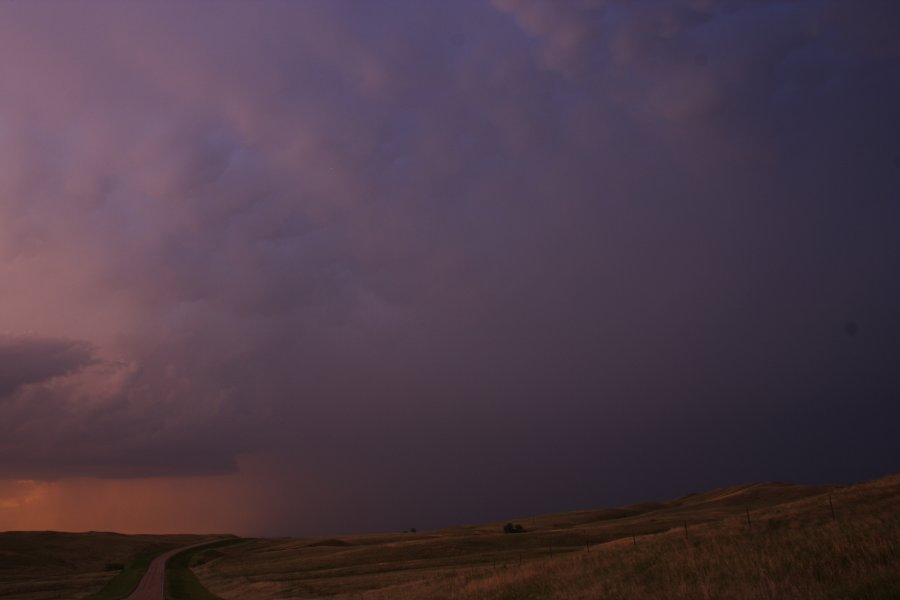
[0,0,898,537]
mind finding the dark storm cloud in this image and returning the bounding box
[0,335,94,398]
[0,0,898,532]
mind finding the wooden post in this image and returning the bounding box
[746,506,752,530]
[829,494,836,521]
[632,531,636,546]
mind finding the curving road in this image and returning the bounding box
[124,541,217,600]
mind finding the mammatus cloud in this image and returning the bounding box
[0,0,898,533]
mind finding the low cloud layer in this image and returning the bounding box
[1,0,898,534]
[0,335,94,398]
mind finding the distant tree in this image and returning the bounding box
[503,522,525,534]
[410,528,417,533]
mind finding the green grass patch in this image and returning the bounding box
[83,545,172,600]
[828,572,900,600]
[165,539,243,600]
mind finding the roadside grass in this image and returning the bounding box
[165,539,243,600]
[194,473,900,599]
[82,545,170,600]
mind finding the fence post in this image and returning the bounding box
[829,494,836,521]
[746,506,752,530]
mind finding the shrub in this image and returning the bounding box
[503,523,526,534]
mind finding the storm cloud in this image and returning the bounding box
[0,0,898,534]
[0,335,94,398]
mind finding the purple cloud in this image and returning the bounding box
[0,0,898,532]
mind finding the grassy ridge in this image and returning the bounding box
[194,473,900,599]
[165,539,243,600]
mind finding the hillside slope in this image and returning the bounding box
[194,473,899,599]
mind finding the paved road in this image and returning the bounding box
[124,541,217,600]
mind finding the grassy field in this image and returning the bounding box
[1,474,896,599]
[0,532,213,600]
[193,473,900,599]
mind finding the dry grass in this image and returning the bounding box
[194,474,900,599]
[0,532,212,599]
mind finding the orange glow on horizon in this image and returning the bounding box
[0,455,282,535]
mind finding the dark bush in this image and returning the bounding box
[503,522,525,534]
